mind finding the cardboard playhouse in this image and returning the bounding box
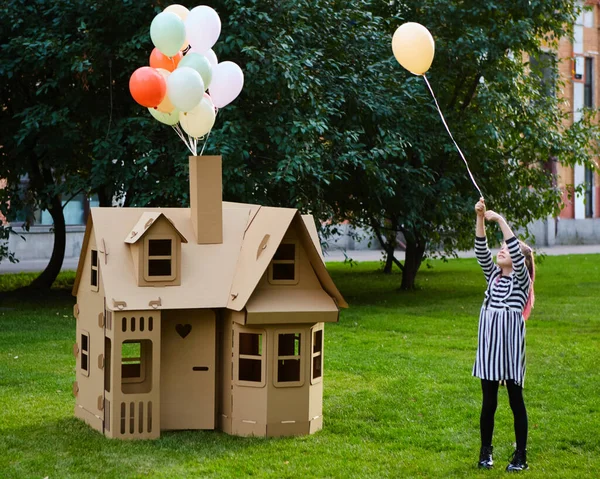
[71,156,348,439]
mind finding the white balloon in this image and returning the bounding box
[179,97,216,138]
[185,6,221,53]
[209,61,244,108]
[203,49,218,66]
[166,66,205,112]
[189,48,218,66]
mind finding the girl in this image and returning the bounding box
[473,198,535,472]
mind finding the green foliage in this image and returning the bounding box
[1,0,598,288]
[1,255,599,477]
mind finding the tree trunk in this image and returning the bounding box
[400,235,426,290]
[28,194,66,289]
[383,250,394,274]
[370,218,403,274]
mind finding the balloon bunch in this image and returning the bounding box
[392,23,484,199]
[129,4,244,155]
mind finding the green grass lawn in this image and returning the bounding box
[1,256,599,478]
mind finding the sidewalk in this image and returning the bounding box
[1,244,599,274]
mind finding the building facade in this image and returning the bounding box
[557,1,600,220]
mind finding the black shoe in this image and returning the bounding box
[478,445,494,469]
[506,449,529,472]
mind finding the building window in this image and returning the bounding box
[268,241,299,285]
[91,249,99,291]
[235,330,266,387]
[585,167,594,218]
[80,332,90,377]
[530,53,556,98]
[121,340,153,394]
[274,331,304,387]
[144,237,175,281]
[584,57,593,108]
[311,326,323,384]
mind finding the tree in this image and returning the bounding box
[321,0,600,289]
[0,0,188,287]
[2,0,598,293]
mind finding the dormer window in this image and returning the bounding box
[125,212,187,287]
[268,241,299,285]
[144,236,176,282]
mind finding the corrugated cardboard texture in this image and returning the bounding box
[291,215,348,308]
[73,206,346,312]
[105,309,162,439]
[124,212,188,244]
[160,309,216,430]
[73,226,106,433]
[216,313,233,435]
[227,207,297,311]
[301,215,325,263]
[245,289,338,324]
[190,155,223,244]
[85,206,250,311]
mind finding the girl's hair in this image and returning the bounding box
[519,241,535,320]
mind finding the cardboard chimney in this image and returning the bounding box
[71,155,348,439]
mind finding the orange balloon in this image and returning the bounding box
[149,48,182,72]
[129,67,166,108]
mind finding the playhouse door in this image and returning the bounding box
[160,309,216,430]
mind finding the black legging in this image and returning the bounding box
[480,379,528,450]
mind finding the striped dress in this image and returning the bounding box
[472,236,531,386]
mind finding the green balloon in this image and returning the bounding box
[148,107,180,126]
[178,53,212,90]
[150,12,186,57]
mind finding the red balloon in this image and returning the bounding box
[149,48,182,72]
[129,67,166,108]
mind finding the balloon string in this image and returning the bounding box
[200,129,212,156]
[422,75,484,199]
[172,124,195,156]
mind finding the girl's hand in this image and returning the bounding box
[475,198,485,217]
[484,210,504,223]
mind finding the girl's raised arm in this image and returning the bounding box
[484,211,530,291]
[475,199,497,283]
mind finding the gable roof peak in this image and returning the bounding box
[124,212,188,245]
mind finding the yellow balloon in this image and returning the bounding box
[155,68,175,113]
[165,4,190,50]
[164,4,189,21]
[391,23,435,75]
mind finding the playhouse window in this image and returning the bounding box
[236,330,265,387]
[91,249,99,291]
[121,340,153,394]
[274,331,304,387]
[80,332,90,376]
[311,327,323,384]
[144,237,175,281]
[268,241,299,285]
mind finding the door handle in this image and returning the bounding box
[192,366,209,371]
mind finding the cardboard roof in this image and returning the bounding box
[73,202,347,311]
[124,212,188,244]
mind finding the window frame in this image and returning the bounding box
[80,330,90,377]
[584,166,595,218]
[233,326,266,388]
[143,235,176,282]
[121,340,147,385]
[90,249,99,292]
[584,57,593,108]
[310,325,324,385]
[268,240,299,285]
[273,330,305,388]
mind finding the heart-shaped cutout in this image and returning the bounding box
[176,323,192,339]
